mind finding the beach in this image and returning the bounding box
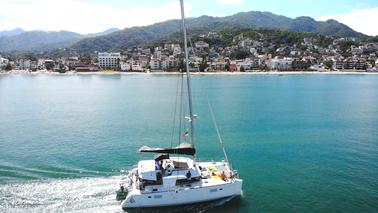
[1,69,378,75]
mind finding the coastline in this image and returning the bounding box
[1,70,378,75]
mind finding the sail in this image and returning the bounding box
[139,143,196,156]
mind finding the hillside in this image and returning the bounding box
[70,11,368,54]
[0,31,84,53]
[0,28,25,37]
[0,28,120,54]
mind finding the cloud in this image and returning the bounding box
[0,0,192,34]
[318,7,378,36]
[216,0,245,5]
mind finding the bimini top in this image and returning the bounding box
[139,143,196,156]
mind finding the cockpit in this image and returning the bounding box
[137,155,201,191]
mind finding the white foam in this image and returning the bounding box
[0,176,123,212]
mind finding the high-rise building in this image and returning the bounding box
[98,52,121,68]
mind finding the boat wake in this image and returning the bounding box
[0,176,123,213]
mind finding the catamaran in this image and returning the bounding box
[117,0,243,209]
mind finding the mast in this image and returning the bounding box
[179,0,195,148]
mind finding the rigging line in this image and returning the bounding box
[178,70,184,145]
[207,94,231,168]
[170,71,181,148]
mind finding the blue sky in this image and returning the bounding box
[0,0,377,35]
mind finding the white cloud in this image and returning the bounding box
[0,0,192,34]
[318,7,378,36]
[216,0,245,5]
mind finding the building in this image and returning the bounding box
[75,64,98,72]
[335,60,344,70]
[195,41,209,49]
[236,58,262,71]
[355,60,368,70]
[160,56,179,71]
[142,48,151,55]
[150,57,161,70]
[207,32,219,39]
[0,56,9,67]
[250,48,257,55]
[17,59,38,70]
[120,63,131,71]
[61,57,80,70]
[121,62,144,72]
[351,46,363,56]
[266,57,293,70]
[98,52,121,68]
[210,62,226,71]
[44,60,55,70]
[173,47,182,56]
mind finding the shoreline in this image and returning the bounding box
[1,70,378,75]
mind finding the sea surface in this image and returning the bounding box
[0,74,377,212]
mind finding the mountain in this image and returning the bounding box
[0,28,120,53]
[70,11,368,54]
[70,20,182,53]
[0,28,25,37]
[0,31,84,53]
[0,11,368,54]
[86,28,120,38]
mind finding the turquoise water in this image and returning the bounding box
[0,74,377,212]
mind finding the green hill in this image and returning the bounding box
[70,11,367,54]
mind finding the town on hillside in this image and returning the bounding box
[1,30,378,73]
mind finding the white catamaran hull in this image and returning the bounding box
[122,179,242,209]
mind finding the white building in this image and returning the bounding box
[236,58,262,71]
[120,63,131,71]
[18,59,32,70]
[351,46,363,56]
[121,63,144,71]
[142,48,151,55]
[154,50,162,59]
[98,52,121,68]
[266,57,293,70]
[132,64,144,71]
[0,56,9,67]
[173,47,182,56]
[250,48,257,55]
[195,41,209,49]
[37,59,46,68]
[150,58,161,70]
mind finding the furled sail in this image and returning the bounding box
[139,143,195,155]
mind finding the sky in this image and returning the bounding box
[0,0,377,36]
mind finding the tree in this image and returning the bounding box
[232,50,249,60]
[225,63,230,71]
[324,60,333,69]
[178,58,184,71]
[199,56,208,72]
[4,63,12,71]
[79,55,92,64]
[117,58,121,70]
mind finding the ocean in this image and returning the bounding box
[0,74,377,212]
